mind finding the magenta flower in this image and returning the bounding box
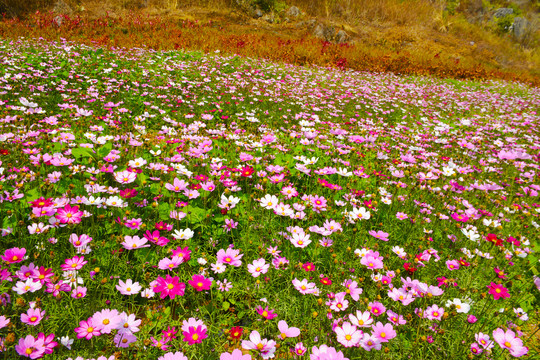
[37,333,57,354]
[71,286,87,299]
[21,308,45,326]
[451,213,469,222]
[256,306,277,320]
[487,282,510,300]
[15,335,46,359]
[183,326,208,345]
[446,260,460,270]
[55,204,83,224]
[371,322,396,343]
[188,274,212,292]
[153,275,186,300]
[74,318,101,340]
[1,247,26,264]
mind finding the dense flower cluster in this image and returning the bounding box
[0,38,538,359]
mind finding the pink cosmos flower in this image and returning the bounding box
[183,326,207,345]
[349,310,373,328]
[470,342,483,355]
[116,279,142,295]
[290,232,311,248]
[387,310,407,325]
[368,302,386,317]
[247,258,269,277]
[61,255,88,271]
[153,275,186,300]
[159,352,189,360]
[92,309,122,334]
[165,178,189,192]
[171,246,191,263]
[74,318,101,340]
[155,244,178,261]
[188,274,212,292]
[114,332,137,348]
[310,344,349,360]
[220,349,252,360]
[69,234,92,248]
[493,328,528,357]
[256,306,277,320]
[217,248,243,267]
[368,230,389,241]
[114,170,137,184]
[37,333,57,355]
[151,335,171,350]
[122,235,150,250]
[278,320,300,339]
[55,204,83,224]
[124,218,142,230]
[71,286,87,299]
[360,255,383,270]
[242,330,277,360]
[292,278,317,295]
[15,335,45,359]
[329,292,349,312]
[2,247,26,264]
[0,315,10,329]
[294,342,307,356]
[487,282,510,300]
[360,333,382,351]
[424,304,445,321]
[21,308,45,326]
[446,260,460,271]
[371,322,396,343]
[335,321,362,347]
[343,279,363,301]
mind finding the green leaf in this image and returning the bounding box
[72,147,96,161]
[97,142,113,158]
[222,301,230,311]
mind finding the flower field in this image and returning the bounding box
[0,38,539,360]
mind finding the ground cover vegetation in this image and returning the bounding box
[0,36,539,359]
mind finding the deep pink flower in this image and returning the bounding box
[188,274,212,292]
[153,275,186,300]
[1,247,26,264]
[487,282,510,300]
[183,326,207,345]
[55,204,83,224]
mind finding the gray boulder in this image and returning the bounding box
[313,23,325,39]
[512,17,530,40]
[252,8,263,18]
[53,0,73,14]
[336,30,349,43]
[287,6,301,17]
[493,8,513,19]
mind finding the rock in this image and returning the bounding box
[306,19,317,28]
[53,0,73,15]
[53,15,63,26]
[287,6,301,17]
[493,8,513,19]
[512,17,530,40]
[295,21,305,28]
[251,8,263,18]
[313,23,325,39]
[323,26,336,41]
[262,13,275,23]
[336,30,349,43]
